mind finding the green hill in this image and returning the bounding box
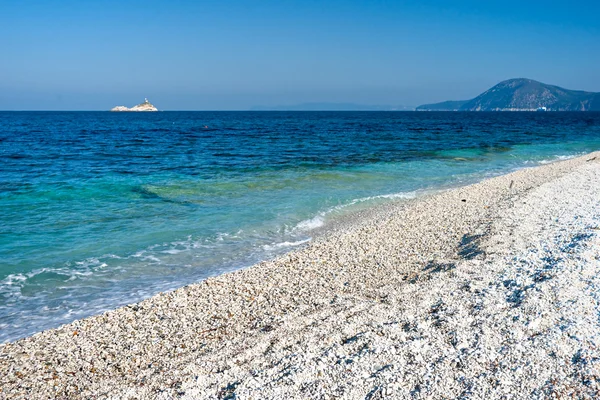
[417,79,600,111]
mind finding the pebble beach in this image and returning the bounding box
[1,151,600,399]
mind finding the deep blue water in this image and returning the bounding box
[1,111,600,342]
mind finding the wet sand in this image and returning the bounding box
[1,152,600,399]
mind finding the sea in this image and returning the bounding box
[1,111,600,343]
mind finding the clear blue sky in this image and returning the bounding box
[1,0,599,110]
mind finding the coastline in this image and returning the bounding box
[2,152,600,398]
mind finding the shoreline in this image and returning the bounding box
[2,151,600,398]
[0,153,580,345]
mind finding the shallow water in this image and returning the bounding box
[1,111,600,342]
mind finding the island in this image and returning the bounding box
[110,98,158,112]
[417,78,600,111]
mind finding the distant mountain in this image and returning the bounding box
[417,79,600,111]
[251,102,415,111]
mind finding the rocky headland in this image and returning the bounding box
[417,78,600,111]
[110,98,158,112]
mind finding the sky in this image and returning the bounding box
[1,0,599,110]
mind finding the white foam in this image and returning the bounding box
[296,215,325,231]
[262,238,312,251]
[537,154,578,165]
[294,190,418,233]
[75,257,100,266]
[162,249,185,255]
[350,191,418,203]
[0,273,27,285]
[216,233,230,241]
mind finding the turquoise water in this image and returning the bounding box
[1,111,600,342]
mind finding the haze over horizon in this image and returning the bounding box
[1,0,599,110]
